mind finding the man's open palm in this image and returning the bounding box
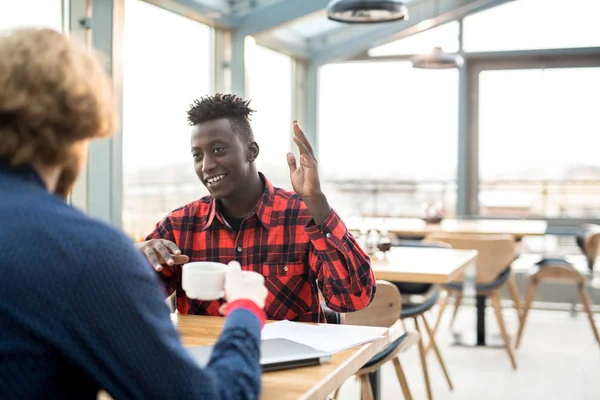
[287,121,322,199]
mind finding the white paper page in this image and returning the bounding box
[261,320,387,353]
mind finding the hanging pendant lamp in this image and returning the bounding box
[410,0,462,69]
[326,0,409,23]
[411,46,464,69]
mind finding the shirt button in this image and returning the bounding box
[237,246,242,253]
[325,233,331,239]
[283,266,288,272]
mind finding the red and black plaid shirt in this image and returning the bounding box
[146,174,375,322]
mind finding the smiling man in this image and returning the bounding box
[136,93,375,322]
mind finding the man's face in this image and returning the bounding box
[191,118,257,199]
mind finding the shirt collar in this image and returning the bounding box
[201,172,274,231]
[0,161,47,190]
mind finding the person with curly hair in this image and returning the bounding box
[0,29,267,399]
[136,93,376,322]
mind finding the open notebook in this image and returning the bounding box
[187,338,332,372]
[261,320,388,353]
[187,320,386,372]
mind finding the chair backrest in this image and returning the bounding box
[321,303,341,324]
[426,232,515,284]
[343,280,402,328]
[582,225,600,269]
[586,232,600,269]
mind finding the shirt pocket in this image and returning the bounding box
[261,260,307,277]
[261,260,312,320]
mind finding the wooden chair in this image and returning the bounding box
[426,233,522,369]
[515,257,600,348]
[576,225,600,283]
[333,281,420,400]
[390,240,454,400]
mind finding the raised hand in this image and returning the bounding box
[286,121,322,200]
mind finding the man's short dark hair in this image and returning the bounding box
[187,93,256,143]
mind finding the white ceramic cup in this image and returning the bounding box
[181,261,227,300]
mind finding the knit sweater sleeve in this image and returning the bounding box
[66,227,262,400]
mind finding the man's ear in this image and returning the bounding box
[247,141,260,162]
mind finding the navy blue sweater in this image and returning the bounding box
[0,163,261,399]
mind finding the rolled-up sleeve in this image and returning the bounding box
[305,210,376,312]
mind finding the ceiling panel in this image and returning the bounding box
[159,0,515,61]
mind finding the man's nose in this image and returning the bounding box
[201,154,217,174]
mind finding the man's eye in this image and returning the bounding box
[213,146,225,153]
[192,153,202,160]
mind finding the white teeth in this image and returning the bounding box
[207,174,226,184]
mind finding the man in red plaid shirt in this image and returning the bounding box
[136,94,375,322]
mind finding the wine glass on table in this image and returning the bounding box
[377,237,392,261]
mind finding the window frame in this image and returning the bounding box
[463,49,600,231]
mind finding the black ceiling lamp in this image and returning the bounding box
[327,0,409,23]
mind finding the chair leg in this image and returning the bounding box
[432,289,450,335]
[331,386,341,399]
[515,279,537,349]
[507,274,524,323]
[401,319,408,332]
[393,357,414,400]
[359,375,375,400]
[412,317,434,400]
[577,283,600,346]
[421,315,453,391]
[449,290,463,330]
[425,290,450,355]
[490,291,518,369]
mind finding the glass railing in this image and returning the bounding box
[479,180,600,219]
[122,177,600,239]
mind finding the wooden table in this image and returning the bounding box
[346,217,548,239]
[173,314,388,400]
[371,247,478,284]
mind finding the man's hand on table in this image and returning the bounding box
[135,239,189,272]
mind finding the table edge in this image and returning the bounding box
[296,335,388,400]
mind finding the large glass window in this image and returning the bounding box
[478,67,600,218]
[319,61,458,219]
[246,41,293,189]
[368,21,459,57]
[463,0,600,52]
[0,0,63,31]
[122,0,212,239]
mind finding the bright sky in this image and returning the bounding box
[319,61,458,181]
[2,0,600,186]
[0,0,63,31]
[478,67,600,180]
[121,0,212,174]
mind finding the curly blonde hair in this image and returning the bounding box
[0,28,116,166]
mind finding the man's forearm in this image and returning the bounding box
[302,193,332,226]
[304,209,376,312]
